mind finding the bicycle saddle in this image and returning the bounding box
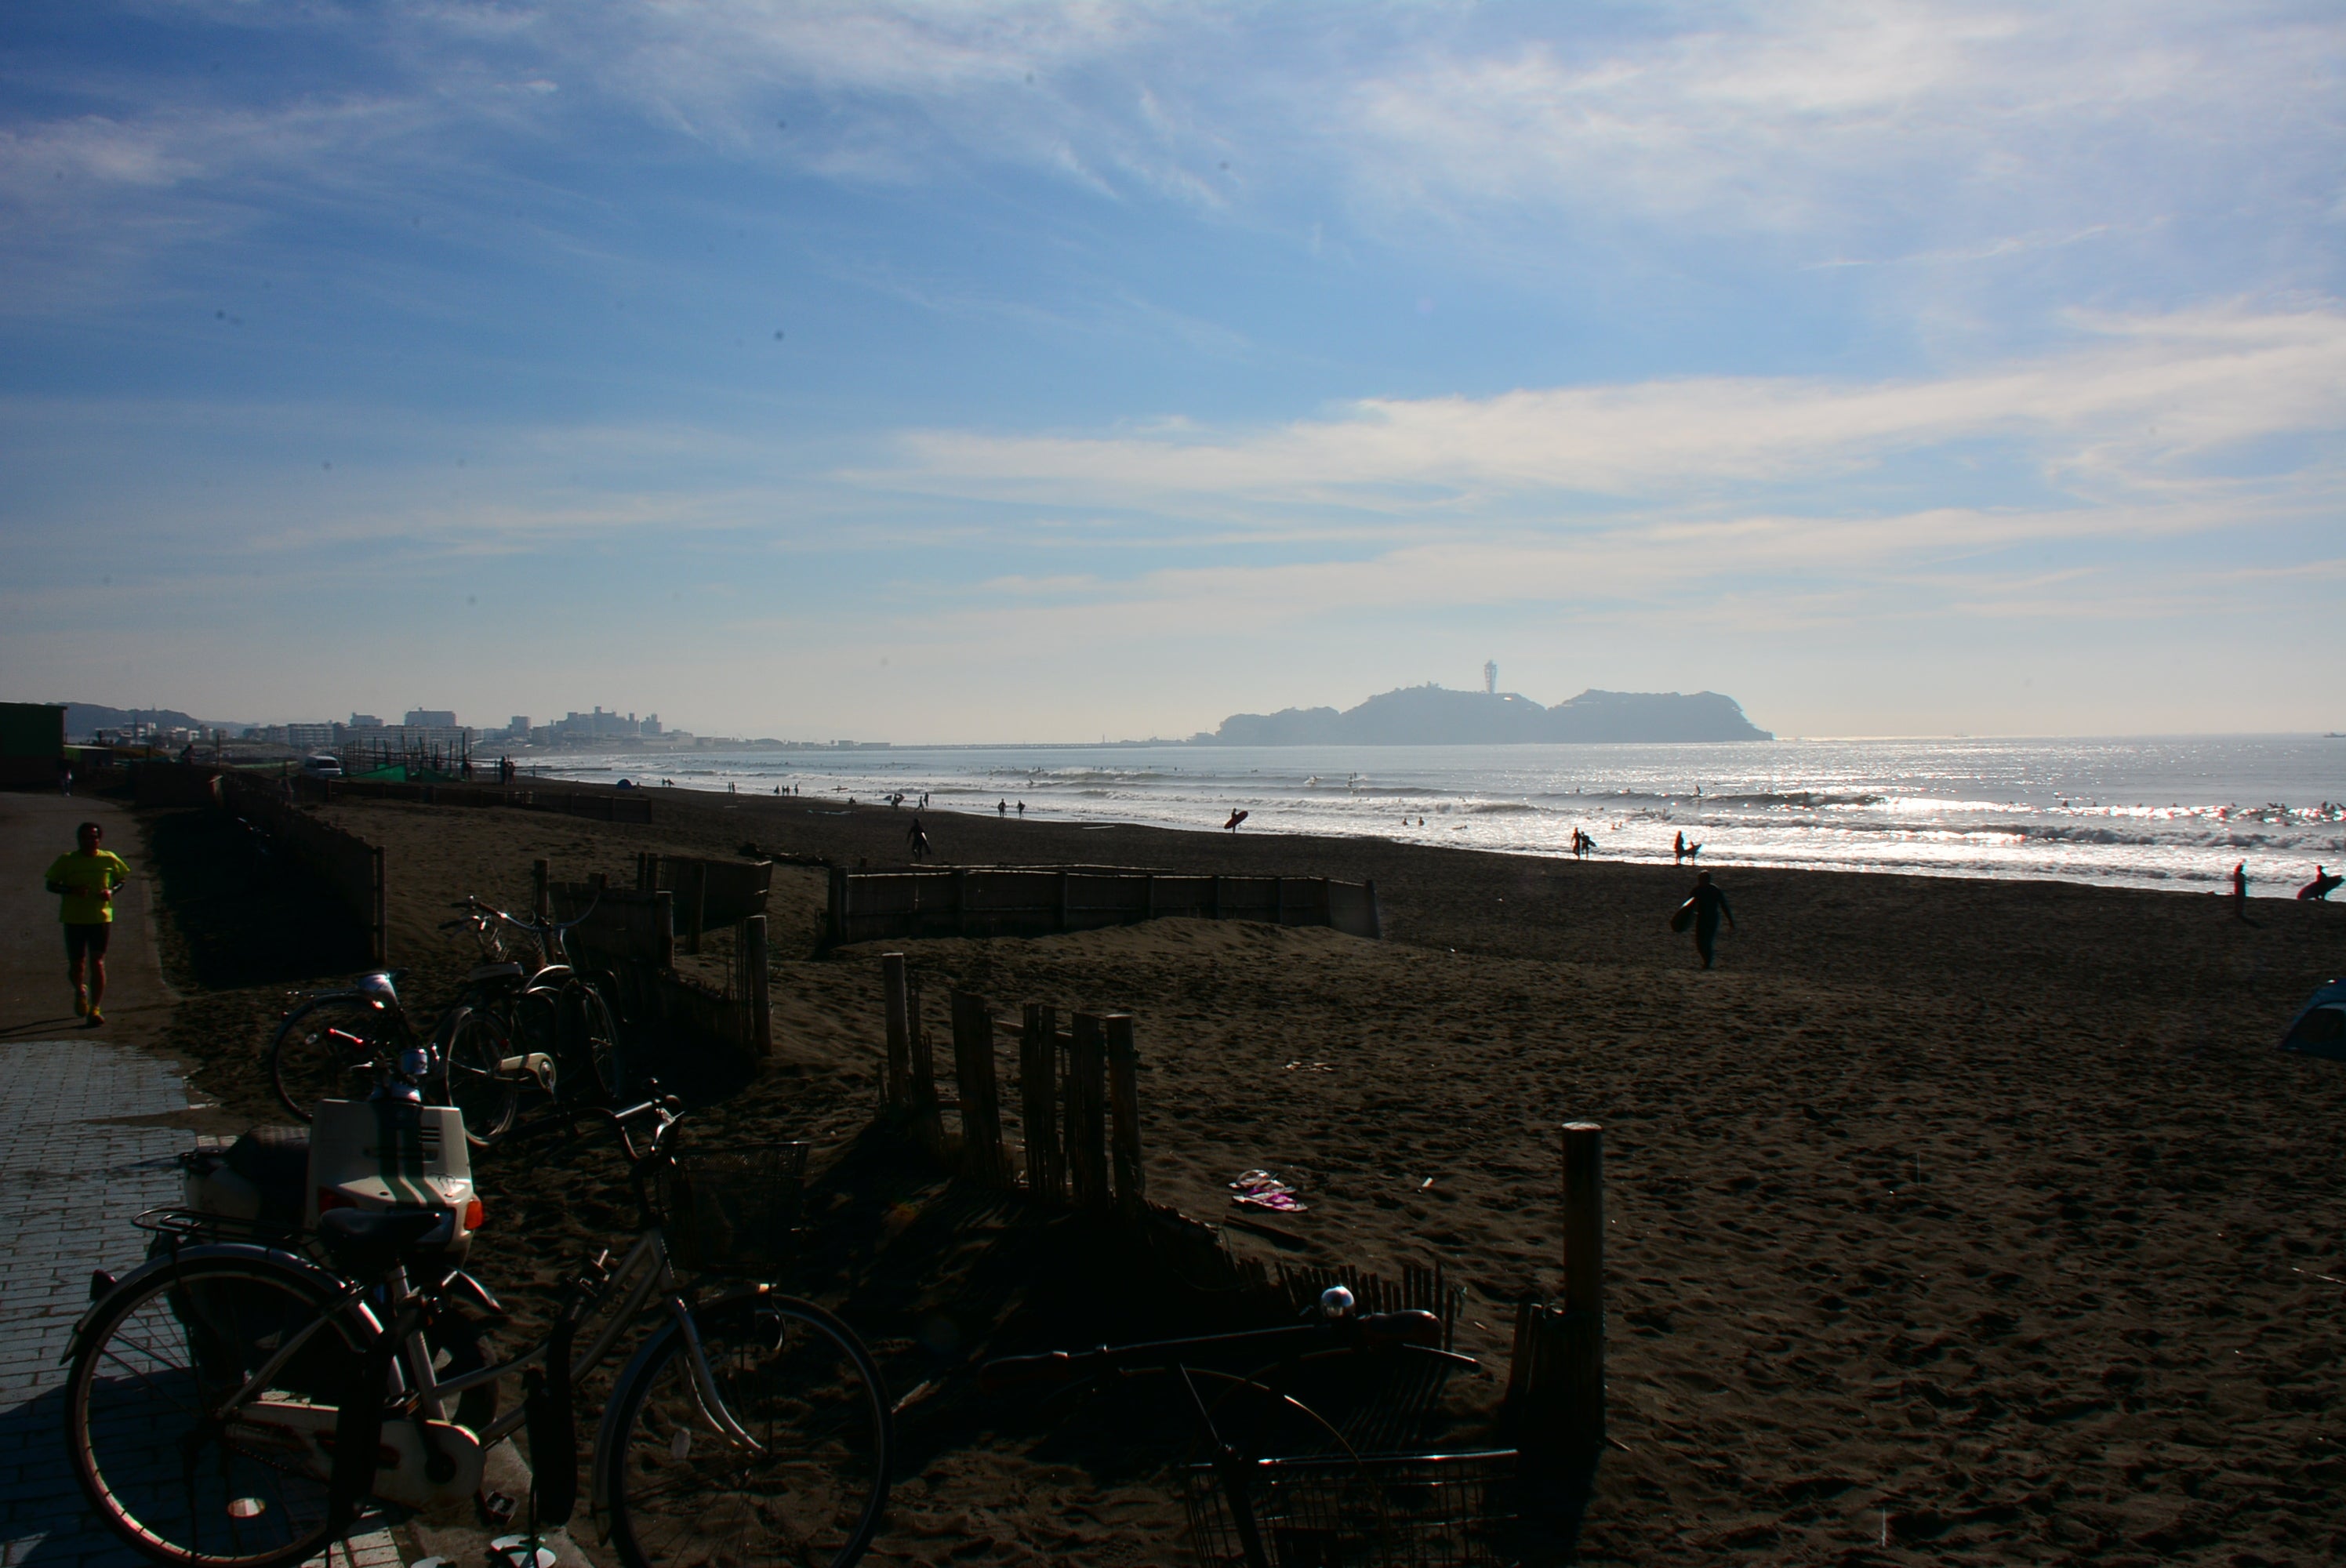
[318,1207,454,1279]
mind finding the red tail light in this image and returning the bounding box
[463,1198,485,1232]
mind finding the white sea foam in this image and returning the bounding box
[540,736,2346,898]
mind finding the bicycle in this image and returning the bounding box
[65,1096,893,1568]
[979,1289,1517,1568]
[445,895,624,1111]
[264,969,518,1145]
[267,897,621,1145]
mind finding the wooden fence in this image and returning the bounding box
[297,775,654,823]
[829,866,1381,945]
[877,953,1149,1212]
[635,853,771,954]
[547,866,770,1058]
[215,771,387,964]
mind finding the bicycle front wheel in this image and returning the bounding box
[439,1005,519,1146]
[66,1254,374,1568]
[575,981,623,1099]
[604,1293,892,1568]
[267,996,389,1122]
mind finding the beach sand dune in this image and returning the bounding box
[140,787,2346,1563]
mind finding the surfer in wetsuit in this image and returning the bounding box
[2232,861,2248,920]
[1680,871,1736,969]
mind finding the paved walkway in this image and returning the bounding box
[0,792,398,1568]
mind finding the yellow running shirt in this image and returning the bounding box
[46,850,129,924]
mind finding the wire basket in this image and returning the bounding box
[1184,1449,1520,1568]
[653,1142,810,1275]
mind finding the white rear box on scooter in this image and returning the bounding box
[306,1098,481,1265]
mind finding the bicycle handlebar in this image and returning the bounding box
[976,1309,1441,1394]
[507,1091,679,1167]
[456,892,603,938]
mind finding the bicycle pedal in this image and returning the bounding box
[478,1490,518,1526]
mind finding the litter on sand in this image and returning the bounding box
[1283,1060,1335,1072]
[1229,1169,1310,1214]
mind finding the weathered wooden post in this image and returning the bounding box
[952,868,969,938]
[743,915,771,1058]
[881,954,912,1106]
[532,858,551,925]
[1365,880,1382,940]
[653,891,676,971]
[685,859,708,956]
[826,866,848,944]
[952,992,1008,1185]
[1055,870,1070,933]
[906,978,942,1152]
[1067,1013,1109,1212]
[1560,1121,1605,1454]
[1105,1014,1145,1214]
[370,845,387,964]
[1021,1003,1062,1203]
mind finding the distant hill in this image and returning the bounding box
[56,703,235,739]
[1199,685,1771,745]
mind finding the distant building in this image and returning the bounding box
[288,723,337,750]
[348,714,383,729]
[507,716,529,737]
[1484,661,1498,695]
[548,706,660,741]
[404,709,458,728]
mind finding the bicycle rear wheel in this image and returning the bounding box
[267,996,389,1123]
[66,1254,374,1568]
[439,1005,519,1146]
[603,1293,892,1568]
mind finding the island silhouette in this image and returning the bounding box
[1197,684,1771,745]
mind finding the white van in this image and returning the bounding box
[301,753,344,779]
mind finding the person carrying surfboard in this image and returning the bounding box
[1672,871,1737,969]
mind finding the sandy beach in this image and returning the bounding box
[133,784,2346,1563]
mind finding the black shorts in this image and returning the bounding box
[65,923,111,962]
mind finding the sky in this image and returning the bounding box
[2,1,2341,742]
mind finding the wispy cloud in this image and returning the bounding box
[863,305,2346,510]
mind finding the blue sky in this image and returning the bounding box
[2,1,2341,740]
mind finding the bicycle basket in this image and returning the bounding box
[1184,1449,1520,1568]
[653,1142,810,1275]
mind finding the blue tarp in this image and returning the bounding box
[2279,979,2346,1061]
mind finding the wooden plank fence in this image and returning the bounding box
[635,853,771,954]
[829,865,1380,945]
[549,871,770,1058]
[876,955,1149,1213]
[300,775,654,823]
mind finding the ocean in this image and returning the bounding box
[536,735,2346,899]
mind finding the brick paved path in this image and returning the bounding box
[0,1035,196,1568]
[0,1047,401,1568]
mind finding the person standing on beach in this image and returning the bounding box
[2232,861,2248,920]
[1678,871,1736,970]
[1673,830,1686,863]
[45,821,129,1025]
[906,815,931,861]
